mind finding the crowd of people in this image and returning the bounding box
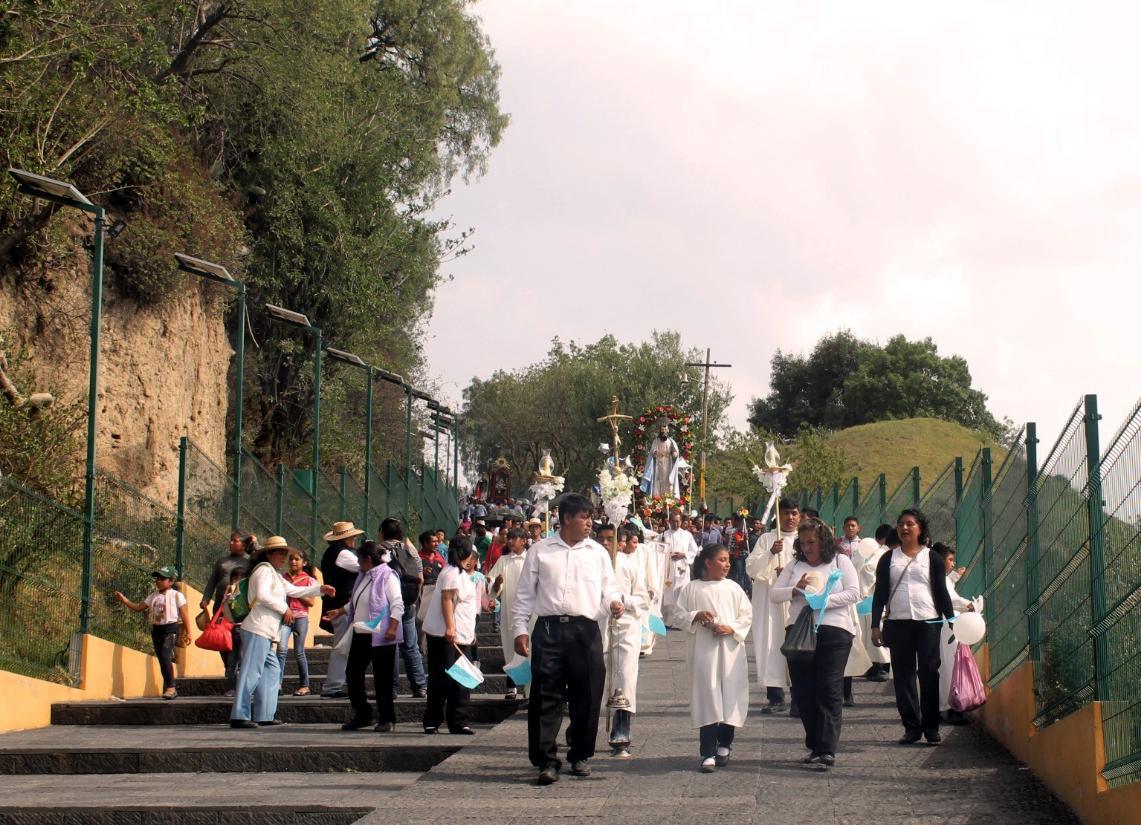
[111,491,980,783]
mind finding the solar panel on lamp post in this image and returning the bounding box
[8,168,103,634]
[264,304,322,550]
[175,254,246,532]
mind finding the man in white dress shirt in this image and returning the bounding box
[513,493,625,785]
[745,498,800,713]
[658,511,700,626]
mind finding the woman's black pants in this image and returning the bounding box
[423,634,472,732]
[884,619,942,734]
[787,625,853,756]
[346,633,397,724]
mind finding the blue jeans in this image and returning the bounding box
[230,629,282,722]
[277,615,309,688]
[392,610,426,695]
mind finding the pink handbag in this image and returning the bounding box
[949,642,986,712]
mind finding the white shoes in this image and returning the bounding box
[700,757,716,773]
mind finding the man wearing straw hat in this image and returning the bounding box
[320,521,366,698]
[513,493,625,786]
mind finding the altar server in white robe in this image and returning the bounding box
[605,527,651,751]
[631,528,664,655]
[859,526,893,680]
[488,527,531,700]
[745,498,800,711]
[672,543,753,773]
[933,543,976,720]
[659,511,700,626]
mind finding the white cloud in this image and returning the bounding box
[428,1,1141,449]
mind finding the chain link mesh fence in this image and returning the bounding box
[921,460,958,548]
[982,431,1029,685]
[1094,399,1141,787]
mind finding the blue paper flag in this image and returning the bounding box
[856,596,873,615]
[648,614,668,636]
[504,655,532,686]
[445,653,485,689]
[798,569,845,630]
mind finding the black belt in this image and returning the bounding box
[539,614,594,625]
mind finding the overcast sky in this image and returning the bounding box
[425,1,1140,453]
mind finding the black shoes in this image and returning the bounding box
[411,687,427,698]
[924,729,942,745]
[423,726,438,734]
[898,730,922,745]
[375,722,395,732]
[570,760,591,777]
[810,753,835,770]
[537,765,559,785]
[341,717,372,731]
[257,719,286,727]
[843,696,855,708]
[760,702,787,715]
[229,719,258,729]
[450,726,475,735]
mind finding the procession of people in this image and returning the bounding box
[175,412,983,785]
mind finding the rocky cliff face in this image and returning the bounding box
[0,227,232,507]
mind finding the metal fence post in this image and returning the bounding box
[384,461,392,522]
[831,482,840,528]
[980,448,993,590]
[1025,422,1041,662]
[851,478,860,521]
[275,464,286,534]
[911,466,921,508]
[1083,394,1110,701]
[953,457,964,551]
[175,437,188,577]
[230,285,246,532]
[877,474,887,525]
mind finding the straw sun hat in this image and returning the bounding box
[323,521,365,542]
[261,536,294,553]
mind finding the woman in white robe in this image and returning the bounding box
[672,544,753,773]
[859,532,892,679]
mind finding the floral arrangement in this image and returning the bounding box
[597,466,634,525]
[632,404,696,509]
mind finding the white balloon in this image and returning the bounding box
[954,611,986,645]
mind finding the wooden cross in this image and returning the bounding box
[597,395,632,458]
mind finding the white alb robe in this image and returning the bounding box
[858,545,891,665]
[488,550,530,665]
[672,578,753,728]
[659,528,700,624]
[940,579,974,711]
[745,531,793,688]
[636,540,666,653]
[603,550,651,713]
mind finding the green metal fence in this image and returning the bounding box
[921,458,959,551]
[1093,399,1141,788]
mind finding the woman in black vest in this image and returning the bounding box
[319,522,365,697]
[870,509,954,745]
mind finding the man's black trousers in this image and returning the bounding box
[528,615,604,770]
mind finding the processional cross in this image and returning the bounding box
[596,395,632,459]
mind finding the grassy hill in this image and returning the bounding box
[828,418,1003,494]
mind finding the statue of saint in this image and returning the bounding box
[640,421,680,498]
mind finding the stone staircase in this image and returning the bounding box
[0,615,519,823]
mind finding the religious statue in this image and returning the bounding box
[640,421,681,498]
[489,458,512,505]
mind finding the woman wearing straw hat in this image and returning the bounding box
[230,536,334,728]
[320,521,366,698]
[421,535,480,735]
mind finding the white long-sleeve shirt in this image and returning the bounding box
[244,562,324,640]
[511,533,621,638]
[770,554,862,635]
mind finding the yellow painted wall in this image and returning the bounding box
[0,576,328,733]
[977,647,1141,825]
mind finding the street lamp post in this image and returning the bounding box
[265,304,322,549]
[8,168,104,634]
[174,254,245,531]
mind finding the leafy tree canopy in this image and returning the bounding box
[461,332,733,493]
[747,331,1002,439]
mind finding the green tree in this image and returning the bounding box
[462,332,733,493]
[747,331,1001,438]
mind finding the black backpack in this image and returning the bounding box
[388,543,421,607]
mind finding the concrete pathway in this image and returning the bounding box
[355,630,1080,825]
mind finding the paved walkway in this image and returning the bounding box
[354,630,1080,825]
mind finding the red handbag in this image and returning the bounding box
[194,609,234,652]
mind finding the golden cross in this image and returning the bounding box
[596,395,632,457]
